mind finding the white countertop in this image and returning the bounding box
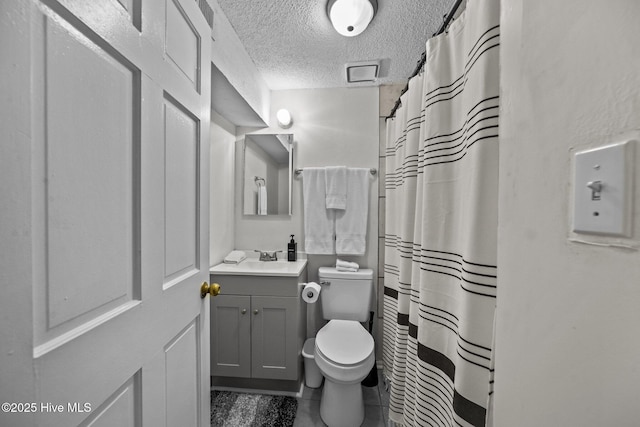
[210,259,307,277]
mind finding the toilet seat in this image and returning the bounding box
[315,319,374,366]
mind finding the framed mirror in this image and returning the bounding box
[242,133,293,215]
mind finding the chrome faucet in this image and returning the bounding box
[254,250,282,261]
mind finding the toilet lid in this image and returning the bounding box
[316,320,374,366]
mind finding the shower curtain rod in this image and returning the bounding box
[385,0,465,120]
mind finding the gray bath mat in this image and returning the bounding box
[210,390,297,427]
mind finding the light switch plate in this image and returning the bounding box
[573,139,634,236]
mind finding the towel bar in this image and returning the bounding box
[295,168,376,176]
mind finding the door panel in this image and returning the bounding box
[260,307,287,367]
[32,0,140,347]
[251,296,298,380]
[165,322,199,427]
[163,95,199,286]
[80,374,141,427]
[165,0,200,88]
[211,295,251,378]
[113,0,141,30]
[0,0,212,426]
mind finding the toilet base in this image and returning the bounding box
[320,377,365,427]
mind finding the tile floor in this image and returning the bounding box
[293,369,389,427]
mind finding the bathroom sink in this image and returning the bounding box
[209,259,307,277]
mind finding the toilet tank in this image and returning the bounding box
[318,267,373,322]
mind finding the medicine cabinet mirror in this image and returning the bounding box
[242,133,293,216]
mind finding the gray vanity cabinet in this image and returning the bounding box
[210,294,251,378]
[251,295,299,379]
[211,294,299,380]
[209,265,307,391]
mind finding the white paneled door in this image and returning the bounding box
[0,1,212,426]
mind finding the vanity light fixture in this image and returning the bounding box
[276,108,293,129]
[327,0,377,37]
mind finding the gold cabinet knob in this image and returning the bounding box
[200,282,221,298]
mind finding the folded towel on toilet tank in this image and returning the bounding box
[336,259,359,272]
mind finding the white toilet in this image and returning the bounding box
[314,267,375,427]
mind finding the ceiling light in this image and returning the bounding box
[327,0,377,37]
[276,109,293,129]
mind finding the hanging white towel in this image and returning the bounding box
[335,168,369,255]
[302,168,335,254]
[257,185,267,215]
[325,166,347,210]
[336,259,359,272]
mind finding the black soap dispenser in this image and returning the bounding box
[288,235,297,261]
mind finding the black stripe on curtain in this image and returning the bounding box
[384,286,399,299]
[405,324,489,427]
[418,343,487,427]
[397,312,409,326]
[454,390,487,427]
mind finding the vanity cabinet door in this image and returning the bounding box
[251,296,298,380]
[211,295,251,378]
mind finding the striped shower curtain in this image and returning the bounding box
[382,0,500,426]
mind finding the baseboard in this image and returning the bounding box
[210,376,303,398]
[211,383,304,399]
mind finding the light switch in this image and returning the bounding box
[573,140,634,236]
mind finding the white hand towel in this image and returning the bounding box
[325,166,347,210]
[336,259,359,271]
[257,185,267,215]
[223,250,246,264]
[336,168,369,255]
[303,168,335,254]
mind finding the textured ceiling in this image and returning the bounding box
[216,0,455,90]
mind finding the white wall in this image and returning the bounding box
[209,111,236,266]
[234,87,380,334]
[208,0,270,124]
[494,1,640,426]
[206,0,271,265]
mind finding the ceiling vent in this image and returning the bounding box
[345,61,380,84]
